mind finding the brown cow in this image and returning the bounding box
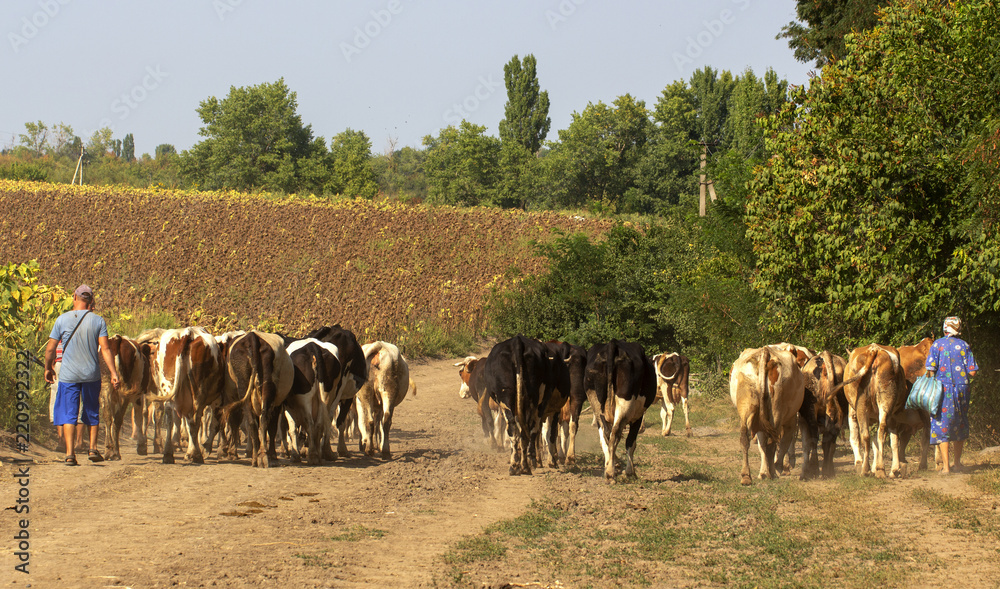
[843,343,908,478]
[730,345,805,485]
[651,352,691,437]
[455,355,508,450]
[896,337,935,470]
[219,330,294,468]
[100,335,153,460]
[800,351,848,478]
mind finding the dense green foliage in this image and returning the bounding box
[749,0,1000,349]
[489,218,767,376]
[779,0,888,66]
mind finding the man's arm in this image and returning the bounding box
[98,335,120,388]
[43,338,58,384]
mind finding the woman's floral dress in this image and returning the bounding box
[925,336,978,443]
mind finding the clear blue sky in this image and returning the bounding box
[1,0,815,158]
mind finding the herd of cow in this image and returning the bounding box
[454,336,691,481]
[96,321,935,484]
[100,324,415,469]
[97,327,694,482]
[731,338,937,485]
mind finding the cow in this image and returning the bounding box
[307,325,368,459]
[651,352,691,437]
[354,341,416,459]
[455,356,510,450]
[800,351,848,478]
[896,337,935,470]
[100,335,153,460]
[281,337,343,465]
[219,330,294,468]
[544,341,586,465]
[843,343,908,478]
[730,345,806,485]
[485,335,560,476]
[144,326,224,464]
[585,340,657,482]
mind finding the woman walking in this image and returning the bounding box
[925,316,979,474]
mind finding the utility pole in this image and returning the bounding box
[71,146,84,185]
[699,141,718,217]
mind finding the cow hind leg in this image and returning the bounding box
[379,411,393,460]
[564,417,578,465]
[161,410,175,464]
[739,424,753,486]
[683,397,692,437]
[623,419,642,479]
[660,398,674,436]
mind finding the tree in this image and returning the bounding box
[155,144,176,159]
[18,121,48,156]
[86,127,115,159]
[181,78,328,193]
[727,68,788,158]
[748,0,1000,348]
[498,54,551,155]
[122,133,135,162]
[422,121,500,206]
[544,94,651,210]
[327,128,378,199]
[778,0,888,67]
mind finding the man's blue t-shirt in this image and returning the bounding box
[49,310,108,383]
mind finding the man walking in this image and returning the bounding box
[44,285,120,465]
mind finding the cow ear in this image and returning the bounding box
[140,343,151,357]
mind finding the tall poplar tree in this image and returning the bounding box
[498,54,551,154]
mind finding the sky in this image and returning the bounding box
[1,0,816,158]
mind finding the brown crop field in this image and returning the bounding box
[0,180,611,346]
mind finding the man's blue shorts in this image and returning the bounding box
[53,381,100,426]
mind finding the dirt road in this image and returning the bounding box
[1,351,568,587]
[3,352,999,588]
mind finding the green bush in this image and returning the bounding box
[0,162,48,181]
[487,216,768,381]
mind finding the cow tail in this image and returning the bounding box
[250,333,264,415]
[172,330,196,418]
[604,340,618,424]
[757,347,780,443]
[407,378,417,398]
[514,337,526,427]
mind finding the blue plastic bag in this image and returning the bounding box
[906,375,943,417]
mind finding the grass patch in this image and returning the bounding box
[328,524,388,541]
[443,536,506,565]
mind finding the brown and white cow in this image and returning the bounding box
[585,340,657,482]
[543,341,587,466]
[843,343,908,478]
[730,345,806,485]
[355,341,415,460]
[144,326,224,464]
[100,335,153,460]
[219,330,293,468]
[455,356,509,450]
[651,352,691,437]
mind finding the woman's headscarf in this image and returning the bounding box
[943,316,961,337]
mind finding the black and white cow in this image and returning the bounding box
[485,335,561,476]
[585,340,657,482]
